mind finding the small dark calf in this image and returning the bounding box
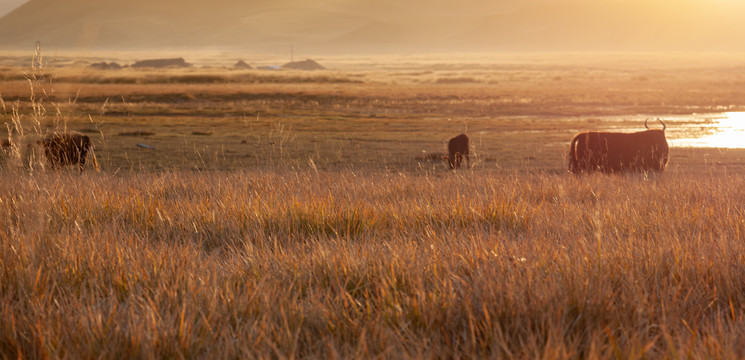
[39,132,96,172]
[447,133,470,169]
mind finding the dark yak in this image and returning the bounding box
[568,119,669,173]
[39,132,97,172]
[0,139,11,159]
[447,133,470,169]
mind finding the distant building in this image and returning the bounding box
[131,58,192,68]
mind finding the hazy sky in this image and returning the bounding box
[0,0,544,20]
[0,0,25,17]
[3,0,745,52]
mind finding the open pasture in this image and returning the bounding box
[2,51,745,173]
[2,52,745,358]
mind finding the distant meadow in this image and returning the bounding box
[1,47,745,358]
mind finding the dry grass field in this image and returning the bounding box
[2,49,745,358]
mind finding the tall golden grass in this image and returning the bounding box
[3,47,745,358]
[1,169,744,358]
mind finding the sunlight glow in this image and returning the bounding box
[673,112,745,148]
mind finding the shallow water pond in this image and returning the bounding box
[669,112,745,148]
[576,112,745,149]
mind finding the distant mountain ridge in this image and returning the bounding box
[1,0,744,53]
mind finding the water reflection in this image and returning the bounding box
[671,112,745,148]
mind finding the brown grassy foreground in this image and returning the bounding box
[2,50,745,358]
[1,168,745,358]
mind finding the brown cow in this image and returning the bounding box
[568,119,668,173]
[448,133,470,169]
[39,132,97,172]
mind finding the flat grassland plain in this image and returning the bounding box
[2,51,745,358]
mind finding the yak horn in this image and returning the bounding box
[644,118,650,129]
[658,118,666,131]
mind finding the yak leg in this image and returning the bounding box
[78,149,88,172]
[47,154,58,170]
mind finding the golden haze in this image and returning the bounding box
[1,0,745,52]
[1,27,745,359]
